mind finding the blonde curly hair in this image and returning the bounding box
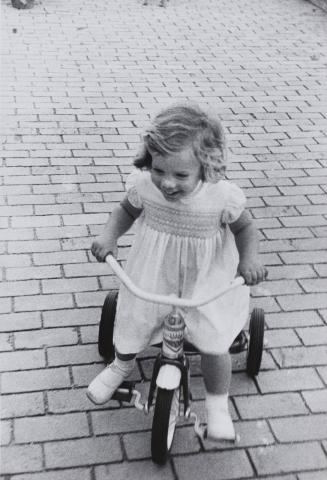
[134,103,227,183]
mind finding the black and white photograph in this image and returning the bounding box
[1,0,327,478]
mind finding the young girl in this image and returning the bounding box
[87,103,267,441]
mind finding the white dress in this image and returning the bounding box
[113,170,250,355]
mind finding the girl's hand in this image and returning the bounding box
[237,259,268,286]
[91,236,118,263]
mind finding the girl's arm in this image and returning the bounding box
[91,203,140,262]
[229,210,267,285]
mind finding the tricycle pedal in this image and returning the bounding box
[229,330,248,354]
[112,381,136,402]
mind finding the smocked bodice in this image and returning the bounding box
[143,199,221,238]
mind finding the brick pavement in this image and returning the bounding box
[1,0,327,478]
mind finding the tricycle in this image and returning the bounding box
[96,254,265,465]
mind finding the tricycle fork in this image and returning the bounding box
[147,352,191,415]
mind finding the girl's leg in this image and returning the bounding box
[87,351,136,404]
[201,352,235,440]
[201,352,231,394]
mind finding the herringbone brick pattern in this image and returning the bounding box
[1,0,327,478]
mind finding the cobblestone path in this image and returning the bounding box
[1,0,327,478]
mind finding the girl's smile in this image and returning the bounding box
[150,147,202,201]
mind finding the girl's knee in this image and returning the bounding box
[115,350,137,361]
[201,352,231,364]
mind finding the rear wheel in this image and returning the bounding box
[98,291,118,361]
[246,308,265,376]
[151,387,180,465]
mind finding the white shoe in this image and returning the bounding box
[205,393,236,441]
[87,364,126,404]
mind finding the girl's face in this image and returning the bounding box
[150,146,202,202]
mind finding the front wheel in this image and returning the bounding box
[151,387,180,465]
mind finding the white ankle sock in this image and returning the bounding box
[205,392,235,440]
[111,357,136,378]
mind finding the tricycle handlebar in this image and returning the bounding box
[105,254,245,308]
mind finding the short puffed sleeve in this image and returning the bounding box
[125,169,144,210]
[221,182,246,224]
